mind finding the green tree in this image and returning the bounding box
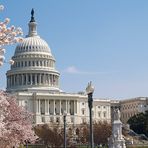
[127,110,148,137]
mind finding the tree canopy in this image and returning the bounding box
[0,91,37,148]
[0,4,23,66]
[34,121,111,147]
[127,110,148,137]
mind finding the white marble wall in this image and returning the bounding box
[16,92,112,125]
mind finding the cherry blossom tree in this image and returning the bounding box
[0,91,37,148]
[0,4,23,66]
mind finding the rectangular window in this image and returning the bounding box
[98,112,101,117]
[82,109,85,115]
[56,118,59,123]
[103,112,106,118]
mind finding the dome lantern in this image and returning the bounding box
[28,9,37,37]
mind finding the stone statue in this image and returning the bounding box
[30,8,35,22]
[108,108,126,148]
[114,108,121,121]
[31,8,34,17]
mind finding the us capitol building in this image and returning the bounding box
[6,10,148,125]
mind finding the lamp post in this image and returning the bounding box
[63,111,67,148]
[86,81,94,148]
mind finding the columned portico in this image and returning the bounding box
[32,96,79,123]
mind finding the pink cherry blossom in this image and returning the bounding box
[0,4,23,66]
[0,91,37,148]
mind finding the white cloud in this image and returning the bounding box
[63,66,79,74]
[62,66,114,75]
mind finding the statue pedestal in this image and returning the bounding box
[108,109,126,148]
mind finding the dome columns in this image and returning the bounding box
[7,73,59,89]
[11,58,55,69]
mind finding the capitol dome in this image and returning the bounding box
[15,36,52,55]
[6,9,60,93]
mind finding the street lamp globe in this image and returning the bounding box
[86,81,94,95]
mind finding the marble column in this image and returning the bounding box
[44,73,46,84]
[36,100,39,114]
[45,99,49,122]
[49,74,52,86]
[26,74,28,85]
[53,100,55,115]
[51,74,53,86]
[21,74,24,85]
[38,99,41,114]
[30,73,32,85]
[53,75,55,85]
[47,74,49,85]
[35,74,37,85]
[73,101,75,115]
[59,100,61,115]
[53,75,54,86]
[65,100,67,113]
[67,100,70,114]
[76,100,78,114]
[39,74,41,84]
[45,100,49,115]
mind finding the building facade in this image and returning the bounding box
[6,10,148,125]
[120,97,148,124]
[6,10,111,125]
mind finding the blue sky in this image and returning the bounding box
[1,0,148,99]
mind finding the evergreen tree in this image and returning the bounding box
[127,110,148,137]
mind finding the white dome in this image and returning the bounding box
[15,36,51,55]
[6,9,60,93]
